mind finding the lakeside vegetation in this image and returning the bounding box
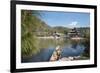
[21,10,40,56]
[21,10,90,60]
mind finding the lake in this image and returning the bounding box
[21,38,89,63]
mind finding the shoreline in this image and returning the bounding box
[37,36,84,40]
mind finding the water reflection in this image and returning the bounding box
[22,38,87,63]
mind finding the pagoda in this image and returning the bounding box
[68,28,80,37]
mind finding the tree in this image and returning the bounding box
[82,30,90,57]
[21,10,40,56]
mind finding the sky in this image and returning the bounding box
[38,11,90,28]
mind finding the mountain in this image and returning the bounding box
[53,26,70,34]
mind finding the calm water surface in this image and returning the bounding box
[22,38,86,63]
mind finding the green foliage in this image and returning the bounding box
[53,27,69,34]
[21,33,39,56]
[82,29,90,57]
[21,10,40,56]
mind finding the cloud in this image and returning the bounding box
[69,21,78,26]
[68,21,79,28]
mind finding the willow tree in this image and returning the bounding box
[21,10,40,56]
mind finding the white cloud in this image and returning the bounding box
[69,21,78,26]
[67,21,80,28]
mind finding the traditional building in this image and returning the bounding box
[68,28,80,37]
